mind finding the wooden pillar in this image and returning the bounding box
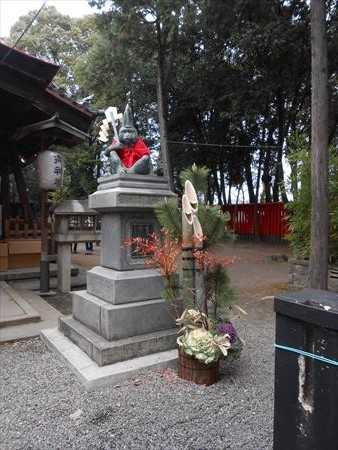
[309,0,329,290]
[0,158,10,240]
[11,152,34,226]
[40,189,50,293]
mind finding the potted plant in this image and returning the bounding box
[127,165,243,385]
[176,309,241,385]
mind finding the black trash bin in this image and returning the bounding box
[274,288,338,450]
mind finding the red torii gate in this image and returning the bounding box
[221,202,288,240]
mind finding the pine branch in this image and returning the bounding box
[154,197,181,239]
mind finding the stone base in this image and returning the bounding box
[59,316,177,367]
[86,266,164,304]
[72,289,175,340]
[289,258,338,292]
[40,328,178,390]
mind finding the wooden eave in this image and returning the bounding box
[0,42,95,166]
[10,115,91,143]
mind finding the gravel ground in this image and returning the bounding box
[0,300,275,450]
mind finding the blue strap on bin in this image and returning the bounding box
[274,344,338,367]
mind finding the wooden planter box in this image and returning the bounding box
[178,347,220,386]
[289,258,338,292]
[7,239,42,269]
[0,242,8,272]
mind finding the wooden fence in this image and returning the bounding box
[4,219,55,254]
[221,202,288,240]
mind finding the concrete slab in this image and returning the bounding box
[0,289,63,343]
[40,327,178,390]
[0,281,40,327]
[8,271,86,291]
[0,264,79,281]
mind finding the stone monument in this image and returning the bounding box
[42,105,178,387]
[59,173,178,367]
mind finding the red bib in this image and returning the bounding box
[110,138,150,169]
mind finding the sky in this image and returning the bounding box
[0,0,104,37]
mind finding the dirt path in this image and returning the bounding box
[218,240,293,322]
[71,239,293,305]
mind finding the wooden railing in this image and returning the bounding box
[4,219,56,254]
[221,202,288,240]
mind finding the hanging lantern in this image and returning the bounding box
[37,151,64,190]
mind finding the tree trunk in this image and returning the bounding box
[220,168,227,205]
[273,92,288,202]
[262,150,272,202]
[212,166,222,205]
[155,14,176,190]
[244,154,256,203]
[308,0,329,290]
[156,61,172,187]
[255,147,263,202]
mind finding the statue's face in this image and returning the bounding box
[119,127,138,148]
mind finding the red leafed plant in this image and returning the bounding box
[126,228,182,317]
[126,227,235,319]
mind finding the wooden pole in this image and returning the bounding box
[40,188,50,293]
[12,153,34,227]
[309,0,329,290]
[0,159,10,240]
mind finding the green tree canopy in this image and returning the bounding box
[8,6,98,95]
[7,0,338,204]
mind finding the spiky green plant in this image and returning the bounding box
[197,204,233,248]
[179,164,209,202]
[204,264,236,317]
[154,197,181,240]
[155,164,236,316]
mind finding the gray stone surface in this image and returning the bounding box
[59,316,177,366]
[99,212,158,270]
[72,289,175,340]
[100,298,175,340]
[0,264,79,281]
[0,281,40,324]
[0,289,63,343]
[54,199,97,215]
[89,174,174,212]
[87,266,164,304]
[72,290,107,335]
[47,174,178,385]
[290,258,338,292]
[95,173,174,194]
[57,243,72,293]
[40,327,178,390]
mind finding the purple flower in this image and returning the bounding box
[218,323,237,344]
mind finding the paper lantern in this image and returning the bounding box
[37,151,64,190]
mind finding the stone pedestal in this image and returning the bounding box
[59,174,178,367]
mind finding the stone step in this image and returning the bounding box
[59,316,178,367]
[0,264,79,281]
[72,290,175,340]
[40,327,178,390]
